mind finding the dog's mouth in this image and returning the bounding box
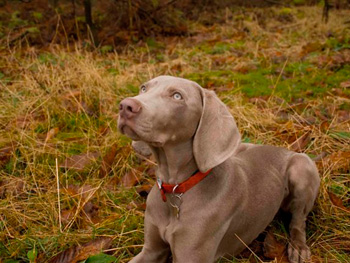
[119,123,140,140]
[118,120,164,147]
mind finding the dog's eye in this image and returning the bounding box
[140,85,146,93]
[172,92,182,100]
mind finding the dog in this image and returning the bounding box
[118,76,320,263]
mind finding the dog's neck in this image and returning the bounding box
[150,140,198,185]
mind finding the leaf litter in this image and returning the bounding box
[49,237,113,263]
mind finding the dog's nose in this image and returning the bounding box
[119,98,142,119]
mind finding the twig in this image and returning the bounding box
[323,0,331,23]
[155,0,178,12]
[234,233,264,263]
[56,158,62,233]
[263,0,287,6]
[270,58,289,98]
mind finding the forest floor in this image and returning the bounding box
[0,5,350,263]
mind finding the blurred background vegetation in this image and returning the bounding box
[0,0,349,49]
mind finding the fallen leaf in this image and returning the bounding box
[337,110,350,122]
[289,131,312,152]
[120,168,141,188]
[62,90,82,99]
[327,151,350,171]
[275,110,290,124]
[332,88,348,98]
[263,231,288,262]
[44,127,59,143]
[49,237,112,263]
[99,143,119,178]
[126,200,146,211]
[301,42,323,56]
[0,178,25,198]
[239,239,264,259]
[61,209,75,225]
[144,166,156,177]
[97,125,110,137]
[59,152,100,171]
[215,82,235,93]
[328,191,350,212]
[13,115,33,129]
[60,90,95,115]
[320,121,329,132]
[63,184,94,200]
[303,116,316,125]
[60,202,100,227]
[0,143,16,166]
[314,109,329,121]
[82,201,100,224]
[233,62,257,73]
[136,184,153,198]
[340,80,350,89]
[309,255,323,263]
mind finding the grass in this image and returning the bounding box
[0,5,350,263]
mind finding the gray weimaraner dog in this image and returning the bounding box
[118,76,320,263]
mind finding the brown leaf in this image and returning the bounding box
[328,151,350,171]
[60,90,95,115]
[44,127,59,143]
[62,90,81,99]
[340,80,350,89]
[49,237,112,263]
[59,152,100,171]
[320,121,330,133]
[120,168,141,188]
[337,110,350,122]
[332,88,347,98]
[0,178,25,198]
[99,143,119,178]
[61,184,100,227]
[289,131,311,152]
[136,184,153,198]
[301,42,323,56]
[215,82,235,93]
[239,239,264,259]
[97,125,110,137]
[126,200,146,211]
[61,209,75,225]
[328,191,350,212]
[13,115,33,129]
[263,232,288,262]
[233,62,257,74]
[310,255,323,263]
[63,184,94,200]
[82,201,100,224]
[0,143,16,166]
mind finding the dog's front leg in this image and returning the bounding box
[169,229,219,263]
[171,242,216,263]
[130,222,170,263]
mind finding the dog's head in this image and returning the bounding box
[118,75,241,171]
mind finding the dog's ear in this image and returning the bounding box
[193,88,241,172]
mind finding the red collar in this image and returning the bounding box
[156,169,212,202]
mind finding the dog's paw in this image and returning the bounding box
[287,242,311,263]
